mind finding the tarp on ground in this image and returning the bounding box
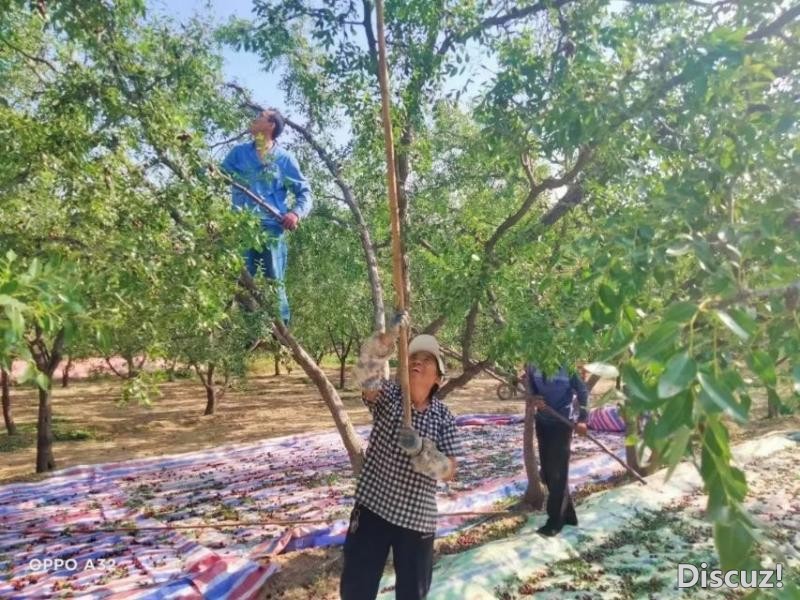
[377,432,800,599]
[0,415,626,599]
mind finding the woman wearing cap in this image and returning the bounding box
[340,314,460,600]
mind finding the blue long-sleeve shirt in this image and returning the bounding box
[221,141,312,235]
[525,365,589,424]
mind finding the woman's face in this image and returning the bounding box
[409,351,440,391]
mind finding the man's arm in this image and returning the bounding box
[221,146,241,177]
[572,373,589,423]
[571,373,590,435]
[220,147,249,211]
[283,153,312,219]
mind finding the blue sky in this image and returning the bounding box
[146,0,289,112]
[146,0,495,117]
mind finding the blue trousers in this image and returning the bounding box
[244,235,290,324]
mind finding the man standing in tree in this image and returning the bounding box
[222,109,312,324]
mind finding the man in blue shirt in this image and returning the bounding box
[222,109,312,324]
[524,364,589,537]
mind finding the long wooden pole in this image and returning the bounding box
[530,396,648,485]
[374,0,411,426]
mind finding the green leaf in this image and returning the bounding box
[715,309,755,341]
[653,394,694,438]
[0,294,25,309]
[662,301,698,323]
[598,283,620,312]
[714,515,755,572]
[657,352,697,398]
[4,306,25,338]
[663,425,691,478]
[621,363,659,406]
[601,320,634,360]
[589,301,615,325]
[746,350,776,386]
[698,372,747,422]
[34,372,50,391]
[635,321,679,360]
[767,387,784,414]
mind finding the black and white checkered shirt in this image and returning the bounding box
[354,380,460,533]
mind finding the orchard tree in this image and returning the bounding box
[0,1,253,469]
[225,0,799,576]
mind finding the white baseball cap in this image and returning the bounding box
[408,334,446,376]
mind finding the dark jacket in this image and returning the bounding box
[525,365,589,424]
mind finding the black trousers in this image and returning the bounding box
[535,418,578,530]
[340,505,435,600]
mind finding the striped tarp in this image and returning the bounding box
[0,415,625,599]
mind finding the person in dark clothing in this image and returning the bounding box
[524,364,589,537]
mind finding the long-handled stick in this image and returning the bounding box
[529,395,648,485]
[211,165,284,221]
[374,0,412,426]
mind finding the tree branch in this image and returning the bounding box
[715,279,800,309]
[745,4,800,41]
[461,300,480,370]
[437,1,572,57]
[421,314,447,335]
[362,0,379,75]
[485,146,592,257]
[487,288,507,327]
[209,130,248,149]
[539,184,583,227]
[0,38,59,74]
[105,357,127,380]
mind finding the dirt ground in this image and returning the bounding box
[0,358,530,484]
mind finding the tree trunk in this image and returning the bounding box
[338,338,352,390]
[282,117,386,332]
[62,356,72,388]
[437,359,490,399]
[274,353,280,376]
[273,320,365,473]
[126,354,136,379]
[204,384,217,416]
[767,395,780,418]
[522,398,545,509]
[30,328,64,473]
[36,384,56,473]
[1,369,17,436]
[167,358,178,382]
[625,443,661,476]
[197,363,217,415]
[238,271,364,473]
[623,407,661,476]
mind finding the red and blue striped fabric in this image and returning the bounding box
[588,405,627,432]
[0,414,624,599]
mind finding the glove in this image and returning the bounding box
[410,438,452,480]
[398,426,423,456]
[354,310,410,388]
[388,310,409,334]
